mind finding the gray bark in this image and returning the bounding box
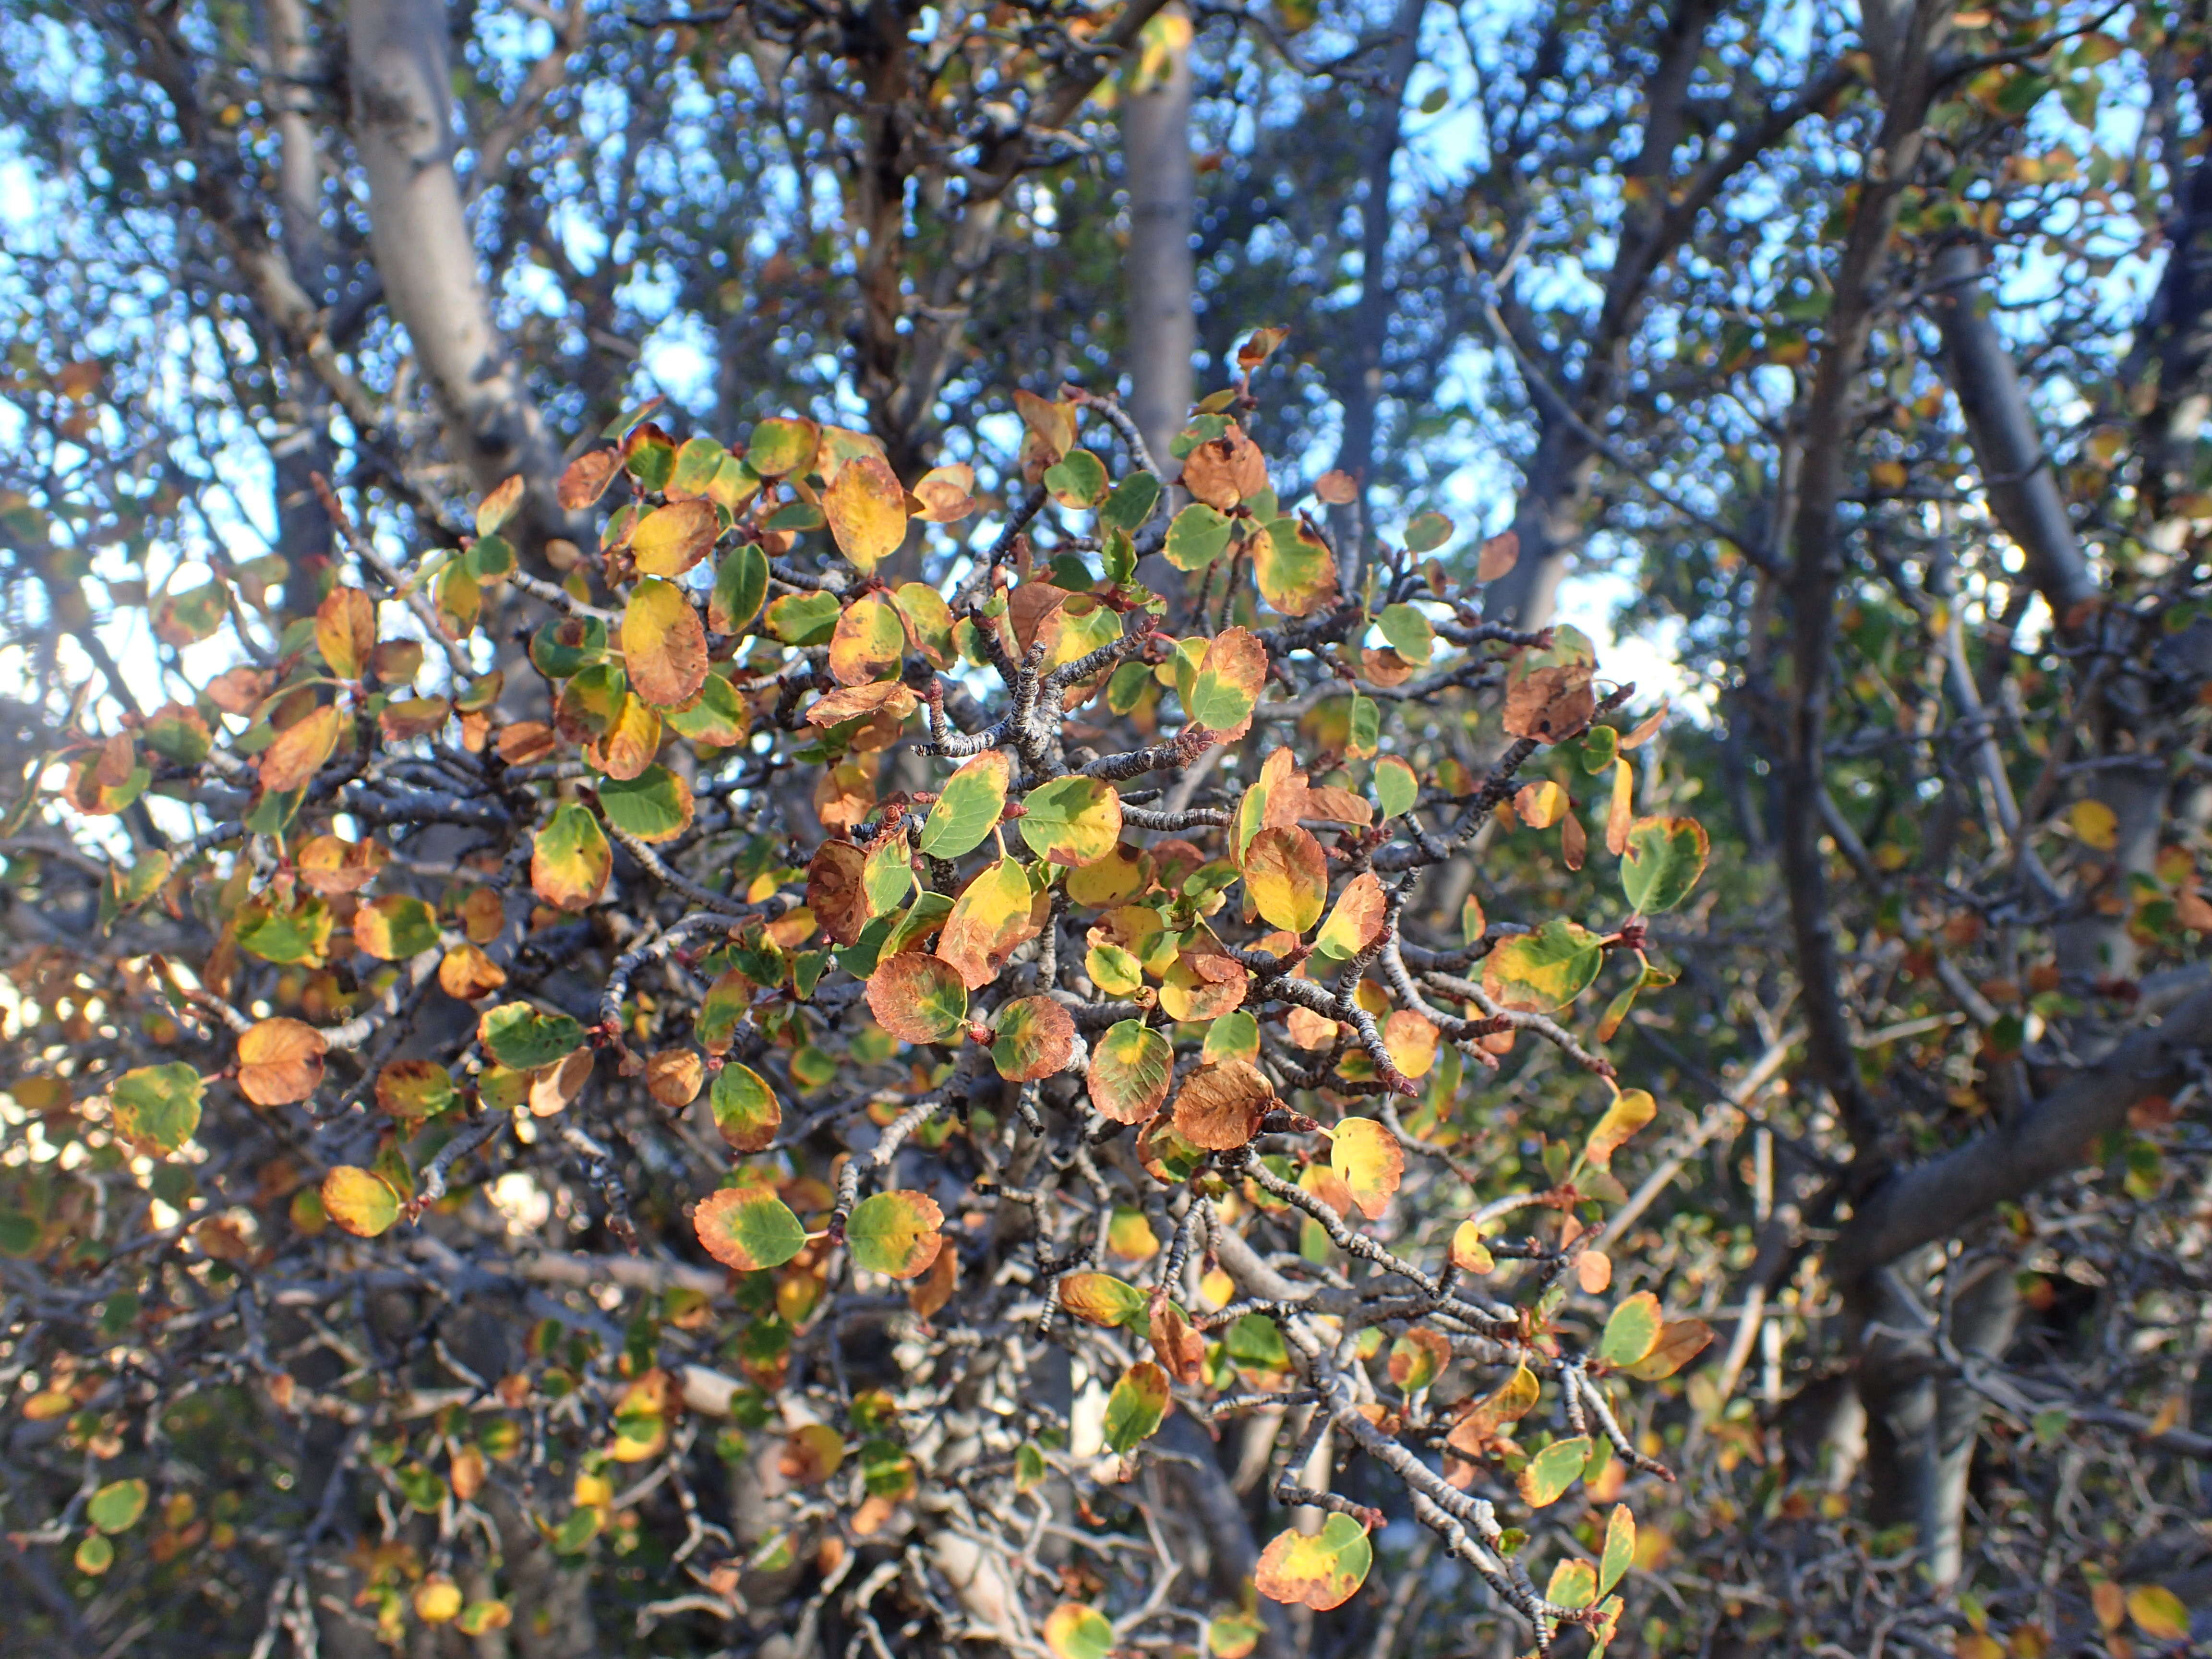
[1120,6,1197,473]
[1324,0,1428,591]
[347,0,580,560]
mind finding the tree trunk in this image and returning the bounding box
[346,0,579,560]
[1324,0,1427,593]
[1120,4,1197,474]
[264,0,338,618]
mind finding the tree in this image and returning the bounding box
[7,1,2212,1657]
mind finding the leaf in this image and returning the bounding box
[829,592,908,685]
[1389,1327,1451,1392]
[1377,602,1435,665]
[630,500,720,577]
[1203,1010,1261,1065]
[1374,756,1418,819]
[938,856,1043,989]
[1503,627,1598,743]
[694,1186,807,1271]
[533,802,613,911]
[376,1060,456,1120]
[864,832,913,915]
[1255,516,1339,617]
[1171,1059,1273,1150]
[2126,1584,2189,1641]
[622,577,709,708]
[991,995,1076,1081]
[323,1166,402,1237]
[1482,919,1603,1012]
[745,416,818,477]
[1450,1220,1495,1273]
[1100,471,1161,534]
[1043,1602,1115,1659]
[1599,1504,1635,1596]
[847,1190,944,1279]
[1102,1360,1170,1454]
[1044,448,1109,509]
[315,588,377,680]
[110,1063,204,1156]
[807,841,869,946]
[74,1534,114,1575]
[354,894,440,961]
[1088,1021,1173,1124]
[1547,1559,1598,1611]
[1587,1088,1656,1169]
[1453,1365,1540,1446]
[1404,509,1453,552]
[1331,1118,1404,1217]
[1600,1292,1663,1367]
[597,766,695,843]
[920,750,1012,857]
[1518,1435,1592,1508]
[709,543,769,634]
[710,1063,782,1151]
[864,952,969,1044]
[1243,825,1328,933]
[559,448,620,509]
[1164,503,1234,572]
[1018,776,1123,867]
[1620,817,1709,914]
[477,1003,587,1070]
[1186,627,1266,741]
[1256,1514,1372,1611]
[1515,780,1568,829]
[236,1017,327,1106]
[644,1048,704,1107]
[1477,529,1520,581]
[805,681,917,728]
[823,453,908,572]
[2068,797,2118,850]
[1621,1318,1712,1380]
[1314,871,1386,960]
[1059,1271,1149,1328]
[87,1479,149,1535]
[1606,758,1635,854]
[258,703,342,793]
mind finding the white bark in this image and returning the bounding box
[1120,6,1197,472]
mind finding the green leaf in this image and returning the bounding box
[846,1190,944,1279]
[663,671,749,748]
[1102,1360,1170,1454]
[1599,1292,1663,1367]
[597,766,694,843]
[765,589,841,646]
[694,1186,808,1271]
[1100,471,1162,535]
[532,801,613,910]
[531,615,608,679]
[477,1004,587,1071]
[1374,756,1417,819]
[1044,448,1109,509]
[1517,1435,1592,1508]
[709,544,769,635]
[710,1063,781,1152]
[73,1533,114,1575]
[322,1166,402,1237]
[1044,1602,1115,1659]
[1346,692,1380,759]
[1018,776,1122,867]
[354,894,440,961]
[1546,1558,1598,1610]
[920,750,1011,857]
[1620,816,1709,914]
[1598,1504,1635,1596]
[110,1064,204,1156]
[1202,1010,1260,1065]
[1376,602,1435,664]
[1482,919,1604,1013]
[1087,1020,1173,1123]
[1163,503,1234,571]
[864,836,914,914]
[88,1479,148,1535]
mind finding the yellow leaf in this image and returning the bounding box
[2068,798,2118,851]
[621,577,708,708]
[1331,1118,1404,1218]
[823,454,908,572]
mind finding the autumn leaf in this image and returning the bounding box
[823,453,908,572]
[1331,1118,1404,1218]
[694,1186,807,1272]
[846,1190,943,1279]
[1172,1059,1273,1150]
[1243,825,1328,933]
[990,995,1076,1081]
[236,1017,327,1106]
[865,952,969,1044]
[938,856,1044,989]
[1088,1021,1173,1124]
[1256,1514,1372,1611]
[621,577,708,708]
[258,703,342,793]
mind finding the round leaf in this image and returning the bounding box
[1243,825,1328,934]
[110,1063,204,1156]
[1087,1021,1173,1124]
[1517,1435,1592,1508]
[621,577,708,708]
[1043,1602,1114,1659]
[1256,1514,1372,1611]
[354,894,440,961]
[1172,1060,1273,1151]
[533,802,613,910]
[1018,775,1123,867]
[1599,1291,1663,1368]
[1482,918,1603,1012]
[920,750,1011,858]
[236,1017,328,1106]
[322,1166,402,1238]
[1102,1359,1170,1454]
[694,1186,808,1272]
[630,499,720,577]
[991,995,1077,1081]
[709,1062,782,1151]
[865,952,969,1044]
[1058,1271,1149,1328]
[828,592,908,686]
[823,453,908,572]
[1620,816,1709,914]
[846,1190,944,1279]
[87,1478,148,1535]
[596,766,694,843]
[1331,1118,1404,1218]
[477,1003,587,1071]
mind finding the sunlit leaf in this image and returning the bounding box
[694,1186,807,1271]
[1243,825,1328,933]
[1102,1359,1170,1454]
[920,750,1011,857]
[110,1063,204,1156]
[1088,1020,1173,1123]
[622,577,709,708]
[477,1003,587,1070]
[1331,1118,1403,1217]
[846,1190,943,1279]
[991,995,1076,1081]
[1313,870,1386,960]
[1059,1271,1149,1328]
[533,802,613,910]
[864,952,969,1044]
[938,856,1043,989]
[1256,1514,1371,1610]
[1043,1602,1114,1659]
[1599,1292,1663,1367]
[710,1063,781,1151]
[1483,919,1603,1012]
[1172,1059,1272,1150]
[630,499,720,577]
[824,454,908,572]
[1620,817,1709,914]
[237,1017,327,1106]
[1518,1435,1592,1508]
[1186,627,1266,740]
[1019,775,1123,867]
[323,1166,402,1238]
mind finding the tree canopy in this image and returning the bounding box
[4,2,2212,1658]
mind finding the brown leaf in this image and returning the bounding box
[1476,530,1520,582]
[1315,469,1358,505]
[495,721,557,766]
[1501,661,1595,744]
[806,840,870,946]
[237,1017,327,1106]
[437,943,507,1001]
[805,681,918,728]
[258,704,342,794]
[1148,1297,1207,1385]
[1172,1060,1274,1151]
[558,449,621,510]
[1180,423,1268,511]
[645,1048,705,1107]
